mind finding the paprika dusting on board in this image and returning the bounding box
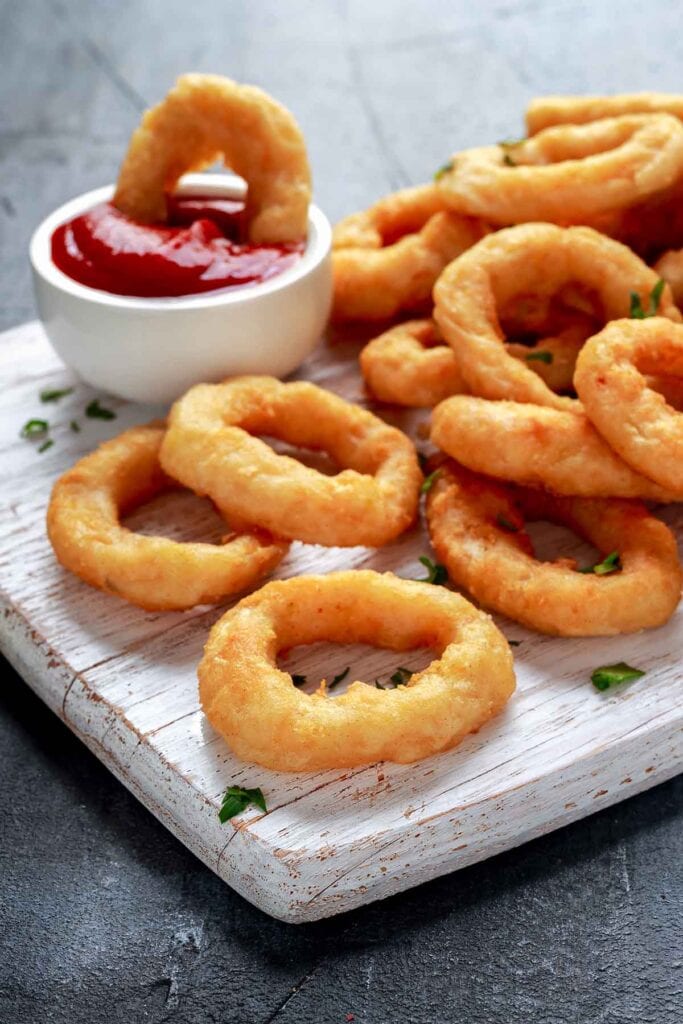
[51,195,304,298]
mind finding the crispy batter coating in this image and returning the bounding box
[198,570,516,771]
[46,424,288,610]
[526,92,683,134]
[436,115,683,226]
[113,73,311,243]
[433,223,681,411]
[574,318,683,491]
[426,461,681,636]
[430,396,683,502]
[655,249,683,307]
[160,376,421,547]
[332,184,488,321]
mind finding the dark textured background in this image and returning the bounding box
[1,2,682,1021]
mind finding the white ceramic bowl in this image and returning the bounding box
[30,173,333,404]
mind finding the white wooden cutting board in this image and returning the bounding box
[1,320,682,923]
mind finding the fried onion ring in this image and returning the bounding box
[113,73,311,243]
[426,461,681,636]
[332,185,488,321]
[46,423,288,610]
[198,570,516,770]
[574,318,683,492]
[433,223,681,411]
[430,396,683,502]
[526,93,683,134]
[436,115,683,226]
[160,376,421,547]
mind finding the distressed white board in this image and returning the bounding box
[1,320,681,923]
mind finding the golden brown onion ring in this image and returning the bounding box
[198,570,516,771]
[436,115,683,226]
[430,395,683,502]
[46,423,288,610]
[160,376,421,547]
[113,73,311,243]
[426,460,681,636]
[433,223,681,411]
[526,93,683,134]
[332,184,488,321]
[574,318,683,491]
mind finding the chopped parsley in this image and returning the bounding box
[499,137,525,149]
[420,469,442,495]
[389,666,413,686]
[329,667,350,689]
[291,673,307,686]
[502,152,517,167]
[70,419,81,433]
[20,418,49,439]
[85,398,116,420]
[578,551,621,575]
[629,279,665,319]
[433,159,454,181]
[525,350,553,364]
[496,514,520,532]
[37,439,54,454]
[40,386,73,403]
[417,555,449,586]
[218,785,267,823]
[591,662,645,692]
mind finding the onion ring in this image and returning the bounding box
[436,115,683,226]
[574,318,683,491]
[332,185,488,321]
[46,423,288,610]
[526,93,683,134]
[159,376,421,547]
[198,570,516,770]
[113,73,311,243]
[359,315,591,407]
[433,223,681,411]
[425,460,681,636]
[430,395,683,502]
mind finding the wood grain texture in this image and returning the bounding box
[1,319,681,922]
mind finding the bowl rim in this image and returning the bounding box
[29,172,331,311]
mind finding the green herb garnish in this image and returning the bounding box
[389,666,413,686]
[70,420,81,433]
[434,159,454,181]
[591,662,645,692]
[578,551,621,575]
[525,350,553,364]
[218,785,267,823]
[329,667,350,689]
[20,418,49,439]
[629,279,665,319]
[417,555,449,586]
[502,152,517,167]
[291,674,307,686]
[37,439,54,454]
[420,469,442,495]
[499,137,525,149]
[85,398,116,421]
[40,387,73,403]
[496,514,519,532]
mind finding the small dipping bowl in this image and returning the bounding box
[30,173,333,403]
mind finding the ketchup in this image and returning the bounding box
[51,196,304,298]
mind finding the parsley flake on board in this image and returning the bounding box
[417,555,449,586]
[420,469,442,495]
[218,785,267,823]
[433,159,454,181]
[70,419,81,433]
[496,514,520,532]
[525,350,553,364]
[329,667,350,689]
[591,662,645,692]
[85,398,116,420]
[389,666,413,686]
[20,418,49,439]
[38,439,54,454]
[629,279,665,319]
[578,551,621,575]
[40,386,74,403]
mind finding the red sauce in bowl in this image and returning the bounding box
[51,196,304,298]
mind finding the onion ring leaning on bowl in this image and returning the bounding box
[46,423,289,610]
[433,223,681,411]
[425,460,681,637]
[159,376,422,547]
[435,115,683,226]
[198,570,516,771]
[113,73,311,243]
[574,318,683,492]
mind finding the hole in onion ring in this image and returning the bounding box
[523,520,601,569]
[277,641,434,696]
[122,488,228,543]
[252,435,341,477]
